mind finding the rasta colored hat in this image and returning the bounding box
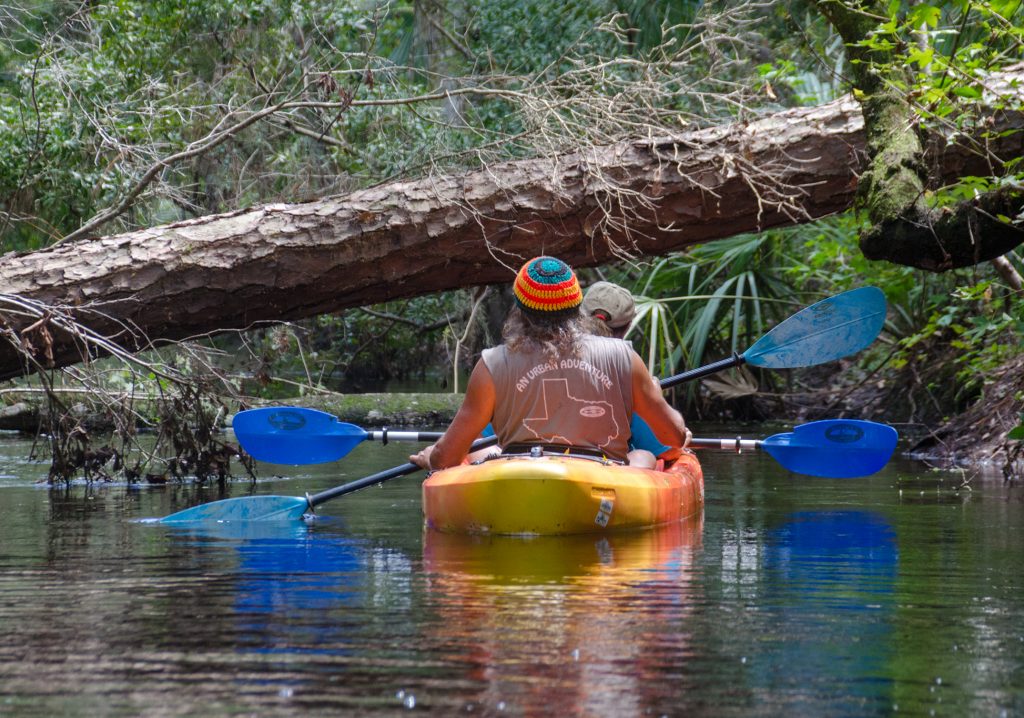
[513,256,583,317]
[582,281,635,329]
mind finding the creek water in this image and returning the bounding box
[0,428,1021,717]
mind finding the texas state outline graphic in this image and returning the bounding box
[521,378,622,448]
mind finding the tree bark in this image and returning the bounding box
[861,187,1024,270]
[1,85,1022,381]
[813,1,1024,272]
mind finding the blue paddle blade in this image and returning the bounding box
[744,287,886,368]
[232,407,368,464]
[761,419,898,479]
[159,495,311,523]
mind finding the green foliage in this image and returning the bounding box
[593,233,799,411]
[3,0,1023,417]
[237,291,476,395]
[784,213,1024,417]
[597,208,1024,421]
[841,0,1024,207]
[1,0,749,251]
[756,1,849,106]
[1009,414,1024,441]
[0,0,419,250]
[895,279,1024,400]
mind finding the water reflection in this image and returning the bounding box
[421,516,704,716]
[759,510,898,713]
[163,521,370,654]
[3,431,1024,716]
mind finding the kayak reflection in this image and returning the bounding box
[422,515,705,716]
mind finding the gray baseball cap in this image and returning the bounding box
[582,281,635,329]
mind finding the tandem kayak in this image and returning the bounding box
[422,449,703,535]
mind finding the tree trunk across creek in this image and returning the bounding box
[2,87,1022,381]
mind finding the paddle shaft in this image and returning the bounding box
[310,427,882,510]
[248,286,888,501]
[307,435,499,508]
[660,354,743,389]
[160,419,892,521]
[311,433,771,508]
[689,437,761,452]
[308,434,753,509]
[366,429,444,444]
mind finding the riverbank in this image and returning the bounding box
[0,392,465,434]
[3,373,1019,478]
[266,392,465,429]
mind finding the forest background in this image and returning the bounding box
[1,0,1022,483]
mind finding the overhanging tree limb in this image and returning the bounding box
[0,80,1022,381]
[813,0,1024,270]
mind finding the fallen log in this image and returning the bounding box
[1,89,1022,381]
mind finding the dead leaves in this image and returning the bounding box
[19,312,56,367]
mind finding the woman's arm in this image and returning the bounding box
[629,352,690,455]
[410,359,496,471]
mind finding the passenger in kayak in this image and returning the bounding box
[581,280,636,340]
[409,256,690,472]
[581,280,680,467]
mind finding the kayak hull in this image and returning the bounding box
[422,452,703,535]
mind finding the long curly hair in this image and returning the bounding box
[502,306,584,358]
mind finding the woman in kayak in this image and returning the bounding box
[409,256,690,472]
[581,280,682,466]
[581,279,636,340]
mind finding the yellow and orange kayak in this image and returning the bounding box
[422,451,703,535]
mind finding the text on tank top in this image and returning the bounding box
[481,334,634,460]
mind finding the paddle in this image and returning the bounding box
[658,286,886,388]
[159,286,888,522]
[689,419,898,479]
[158,419,898,523]
[159,433,499,524]
[232,407,445,465]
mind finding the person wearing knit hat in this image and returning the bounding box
[512,256,583,317]
[409,256,689,473]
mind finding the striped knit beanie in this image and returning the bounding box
[513,256,583,317]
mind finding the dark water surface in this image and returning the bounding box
[0,430,1022,717]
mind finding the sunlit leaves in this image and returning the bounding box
[907,3,943,29]
[1009,414,1024,441]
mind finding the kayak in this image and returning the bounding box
[421,449,703,535]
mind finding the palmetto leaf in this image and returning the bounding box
[702,368,761,400]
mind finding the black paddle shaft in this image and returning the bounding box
[308,352,739,509]
[306,435,501,509]
[660,353,744,390]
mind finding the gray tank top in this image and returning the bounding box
[482,334,634,460]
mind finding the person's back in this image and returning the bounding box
[483,333,634,460]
